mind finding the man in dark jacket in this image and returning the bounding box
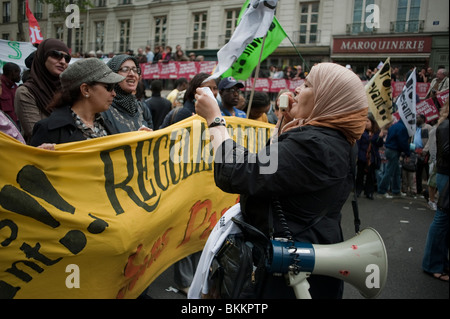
[144,80,172,130]
[377,119,411,198]
[0,62,21,125]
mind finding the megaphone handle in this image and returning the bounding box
[287,272,312,299]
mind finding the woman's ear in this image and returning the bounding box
[80,83,90,98]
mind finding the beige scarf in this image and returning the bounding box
[282,63,368,144]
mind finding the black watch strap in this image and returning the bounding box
[208,117,226,128]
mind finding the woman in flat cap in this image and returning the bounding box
[29,58,125,147]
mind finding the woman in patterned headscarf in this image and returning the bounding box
[14,38,70,143]
[102,54,153,133]
[192,63,368,299]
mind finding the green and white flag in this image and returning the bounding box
[209,0,286,81]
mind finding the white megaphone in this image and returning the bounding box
[267,227,388,299]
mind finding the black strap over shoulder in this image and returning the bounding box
[350,144,361,233]
[269,143,361,239]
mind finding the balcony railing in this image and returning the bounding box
[185,36,208,50]
[390,20,424,33]
[292,30,321,45]
[346,23,378,35]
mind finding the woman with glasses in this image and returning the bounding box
[102,54,153,133]
[14,38,70,143]
[29,58,125,147]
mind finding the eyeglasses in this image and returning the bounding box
[49,50,71,63]
[224,87,241,94]
[118,66,141,75]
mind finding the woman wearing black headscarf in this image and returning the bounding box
[14,38,70,143]
[102,54,153,132]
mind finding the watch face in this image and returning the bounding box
[214,117,221,123]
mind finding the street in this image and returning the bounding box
[144,192,448,300]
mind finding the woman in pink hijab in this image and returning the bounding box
[194,63,368,299]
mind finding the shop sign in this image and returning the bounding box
[333,36,432,54]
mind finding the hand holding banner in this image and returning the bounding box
[0,116,274,299]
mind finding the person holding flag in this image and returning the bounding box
[377,70,418,198]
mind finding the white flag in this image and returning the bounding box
[396,69,417,137]
[207,0,278,81]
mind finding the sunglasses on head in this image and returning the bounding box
[49,50,71,63]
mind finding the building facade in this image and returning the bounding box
[1,0,448,79]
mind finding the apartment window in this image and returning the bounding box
[95,21,105,52]
[352,0,374,33]
[55,24,64,41]
[95,0,107,6]
[154,16,167,47]
[119,0,131,5]
[299,2,320,44]
[395,0,421,32]
[34,0,43,20]
[2,1,11,23]
[119,20,131,53]
[224,9,240,44]
[192,12,207,49]
[74,22,84,54]
[21,0,26,20]
[2,33,9,40]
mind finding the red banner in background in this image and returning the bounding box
[25,0,43,45]
[141,62,217,80]
[392,81,431,99]
[140,61,432,96]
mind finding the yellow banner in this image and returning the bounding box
[0,115,274,299]
[365,58,394,128]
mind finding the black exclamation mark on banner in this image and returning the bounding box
[16,165,75,214]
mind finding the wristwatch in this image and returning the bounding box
[209,116,226,128]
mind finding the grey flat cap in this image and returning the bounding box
[60,58,125,91]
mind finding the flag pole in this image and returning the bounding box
[246,34,267,119]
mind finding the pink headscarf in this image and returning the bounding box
[282,63,368,144]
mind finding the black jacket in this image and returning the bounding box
[30,105,118,146]
[436,117,449,176]
[214,125,354,245]
[144,94,172,130]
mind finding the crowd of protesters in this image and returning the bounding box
[1,38,448,292]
